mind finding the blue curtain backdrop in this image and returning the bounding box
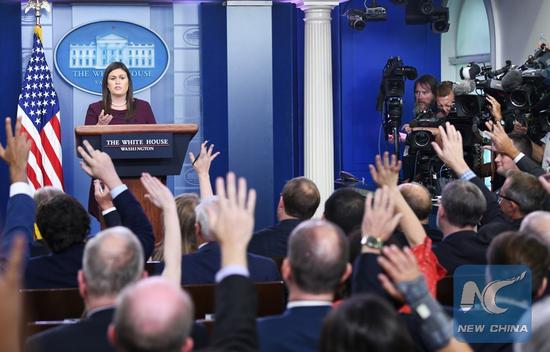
[0,3,22,232]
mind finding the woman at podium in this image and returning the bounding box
[85,61,156,221]
[85,61,156,125]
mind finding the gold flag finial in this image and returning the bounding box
[24,0,51,26]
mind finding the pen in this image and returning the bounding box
[192,151,200,166]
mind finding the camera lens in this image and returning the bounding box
[413,131,431,148]
[510,91,527,108]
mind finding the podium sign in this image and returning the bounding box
[101,133,174,159]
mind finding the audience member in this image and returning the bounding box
[323,187,365,235]
[188,140,219,200]
[257,219,351,352]
[320,294,414,352]
[248,176,320,257]
[26,227,145,352]
[398,182,443,242]
[432,180,488,273]
[109,172,260,352]
[163,196,280,284]
[520,211,550,243]
[30,186,63,256]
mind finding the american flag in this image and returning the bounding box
[17,28,63,191]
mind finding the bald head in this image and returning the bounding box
[112,277,194,352]
[521,211,550,245]
[288,219,349,294]
[398,183,432,221]
[83,226,144,298]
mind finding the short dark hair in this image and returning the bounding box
[505,170,545,215]
[399,183,432,221]
[320,294,414,352]
[288,220,349,294]
[509,133,533,158]
[436,81,454,97]
[440,180,486,227]
[36,194,90,253]
[414,74,438,96]
[488,231,550,296]
[282,177,320,220]
[324,188,365,235]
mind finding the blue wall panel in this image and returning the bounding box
[339,0,441,186]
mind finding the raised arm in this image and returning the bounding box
[0,117,34,261]
[140,173,181,284]
[77,140,154,259]
[189,140,220,199]
[208,172,258,351]
[369,152,426,246]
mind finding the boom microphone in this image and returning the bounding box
[501,69,523,92]
[453,80,476,95]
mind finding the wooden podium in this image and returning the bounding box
[75,124,198,244]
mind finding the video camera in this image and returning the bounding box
[376,56,417,152]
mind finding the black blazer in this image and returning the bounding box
[26,307,116,352]
[517,155,546,177]
[204,275,258,352]
[247,219,302,257]
[432,230,489,275]
[23,188,154,289]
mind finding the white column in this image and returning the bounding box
[296,0,344,217]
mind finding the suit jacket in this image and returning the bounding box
[247,219,302,258]
[257,305,332,352]
[0,193,35,262]
[517,155,546,177]
[23,189,154,289]
[154,242,280,284]
[26,307,115,352]
[205,275,258,352]
[432,230,489,275]
[477,218,522,243]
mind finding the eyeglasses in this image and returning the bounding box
[496,190,517,204]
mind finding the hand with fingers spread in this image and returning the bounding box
[0,117,32,183]
[77,140,122,189]
[369,152,401,188]
[484,120,520,159]
[0,236,26,352]
[209,172,256,268]
[189,140,220,199]
[486,95,502,121]
[431,122,470,175]
[140,172,181,284]
[93,180,114,211]
[361,186,402,243]
[97,109,114,125]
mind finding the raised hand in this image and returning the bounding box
[93,180,114,211]
[484,120,519,159]
[369,152,401,188]
[77,140,122,189]
[97,109,114,125]
[0,117,32,183]
[431,122,470,175]
[361,186,402,242]
[190,140,220,177]
[209,172,256,268]
[377,245,421,301]
[141,173,175,211]
[486,95,502,121]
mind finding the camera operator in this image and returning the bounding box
[402,75,438,134]
[436,81,455,119]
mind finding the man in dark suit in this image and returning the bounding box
[323,187,365,236]
[109,172,260,352]
[174,197,280,284]
[22,140,154,288]
[26,226,145,352]
[432,180,489,274]
[248,177,320,257]
[257,220,351,352]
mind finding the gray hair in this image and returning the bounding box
[520,211,550,245]
[195,196,218,242]
[114,277,194,352]
[83,226,143,297]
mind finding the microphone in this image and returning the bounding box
[453,80,476,95]
[459,64,481,80]
[487,60,512,78]
[501,69,523,92]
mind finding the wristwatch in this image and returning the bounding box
[361,235,383,250]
